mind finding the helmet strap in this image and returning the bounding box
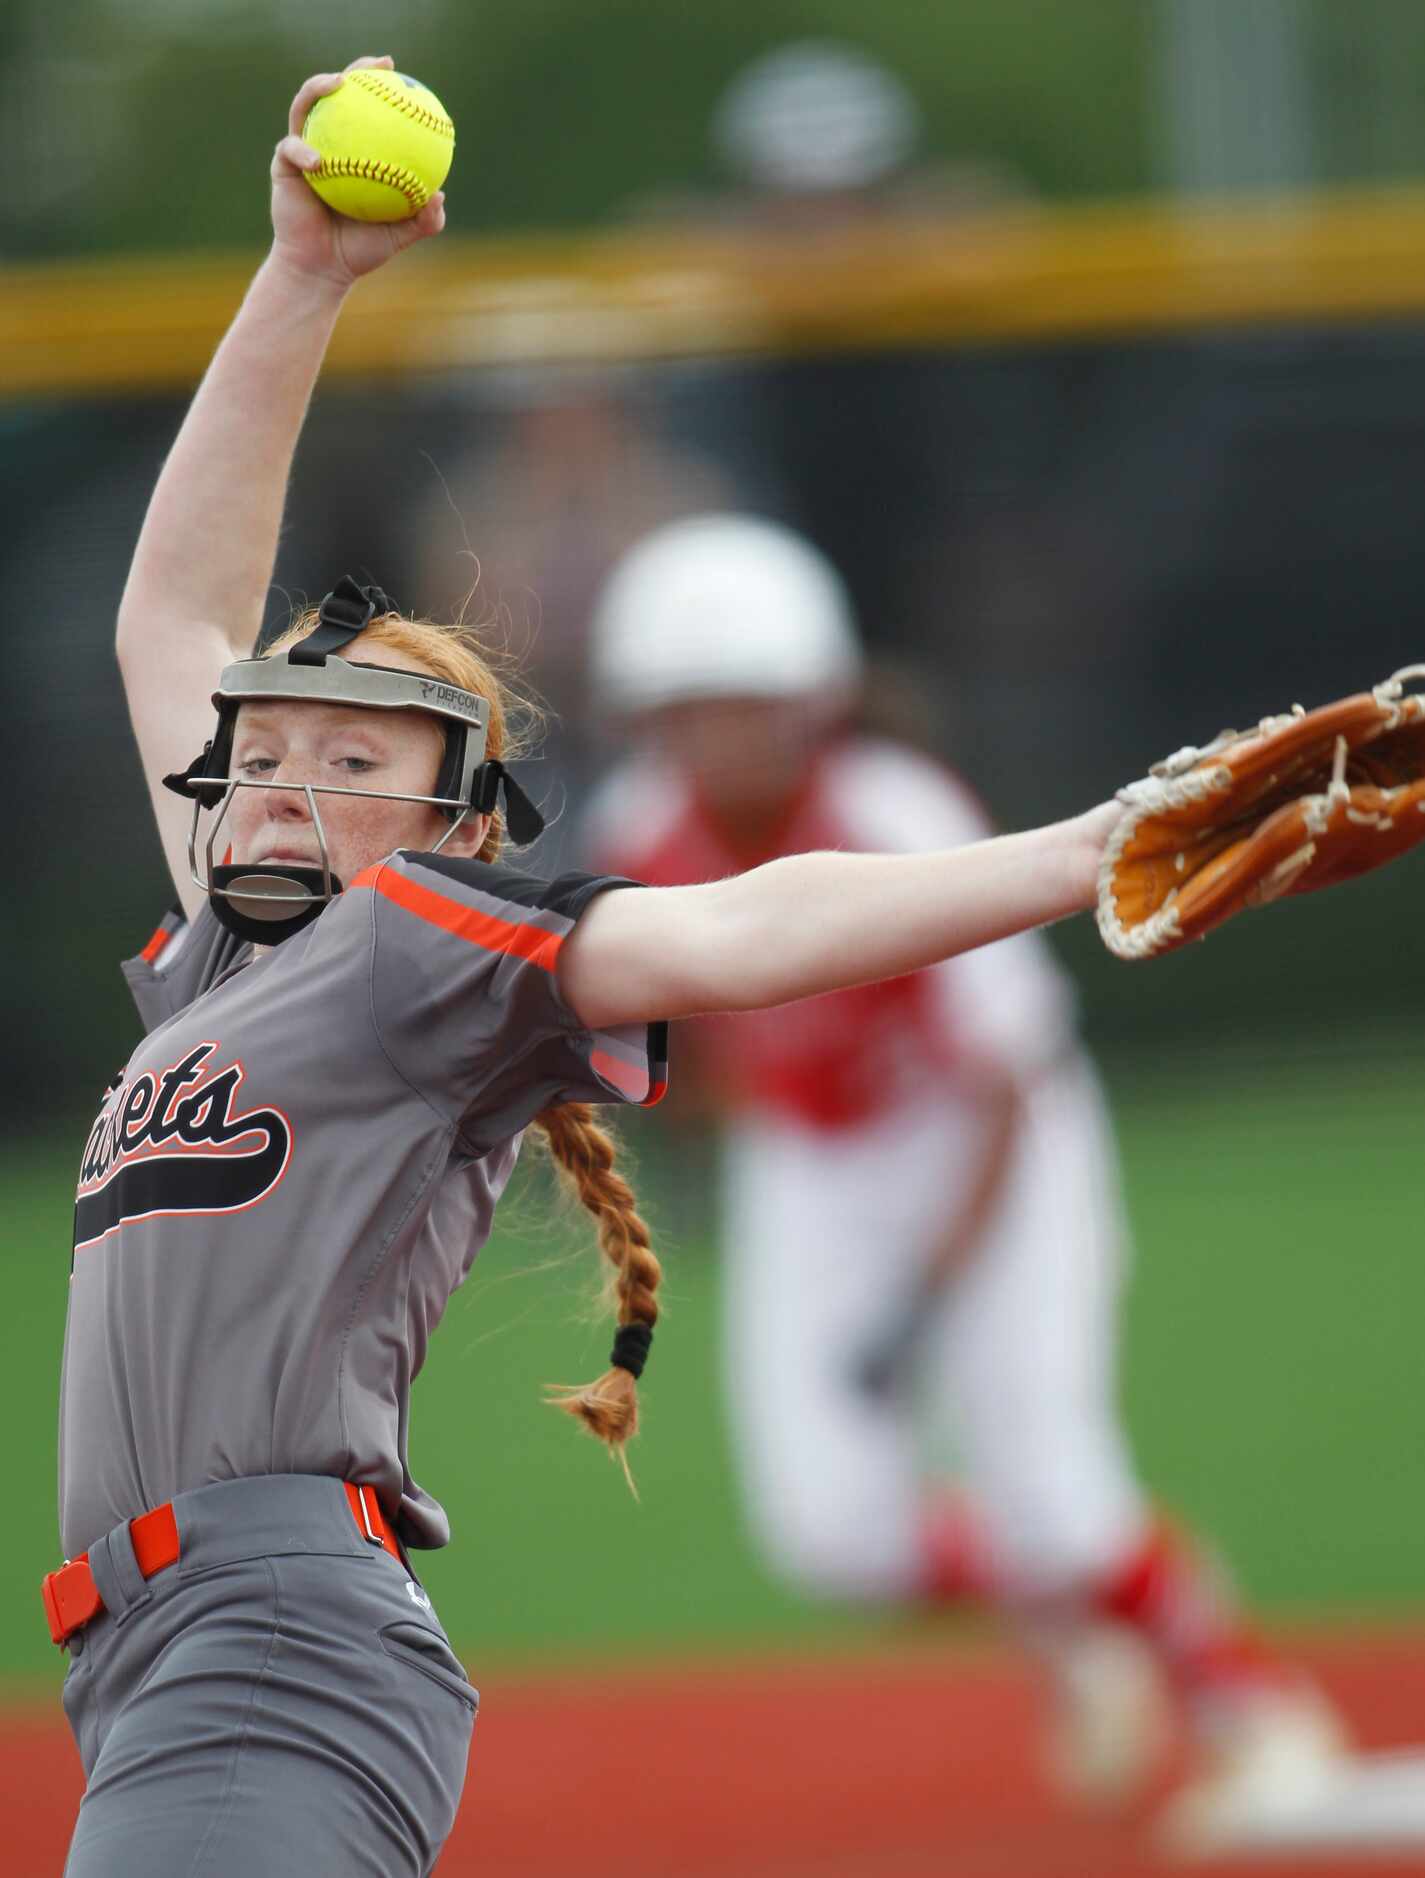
[287,576,398,666]
[473,760,546,845]
[162,739,225,804]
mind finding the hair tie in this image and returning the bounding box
[610,1322,653,1379]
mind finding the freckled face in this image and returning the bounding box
[226,701,450,881]
[224,651,488,881]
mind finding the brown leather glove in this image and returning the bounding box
[1098,669,1425,959]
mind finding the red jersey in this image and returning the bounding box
[584,737,1072,1131]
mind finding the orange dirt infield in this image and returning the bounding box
[7,1630,1425,1876]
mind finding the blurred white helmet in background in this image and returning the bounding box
[712,41,920,195]
[590,513,863,715]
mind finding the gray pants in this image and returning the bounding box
[60,1474,477,1876]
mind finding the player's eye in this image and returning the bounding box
[236,756,277,775]
[336,755,377,773]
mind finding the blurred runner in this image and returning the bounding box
[582,510,1350,1852]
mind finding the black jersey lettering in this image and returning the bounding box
[74,1043,292,1252]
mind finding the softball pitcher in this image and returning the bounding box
[50,60,1131,1875]
[583,513,1351,1853]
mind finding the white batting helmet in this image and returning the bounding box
[590,514,863,715]
[712,42,920,194]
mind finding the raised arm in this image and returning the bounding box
[558,800,1119,1030]
[116,55,446,917]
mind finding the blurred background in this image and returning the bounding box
[5,2,1425,1871]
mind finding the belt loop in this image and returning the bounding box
[344,1482,402,1564]
[357,1485,383,1547]
[345,1482,383,1548]
[88,1519,151,1627]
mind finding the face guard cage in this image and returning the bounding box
[161,577,544,944]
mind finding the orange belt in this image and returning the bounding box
[42,1483,401,1647]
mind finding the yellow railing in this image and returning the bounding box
[7,185,1425,398]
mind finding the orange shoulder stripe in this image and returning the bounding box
[352,863,565,973]
[139,923,171,964]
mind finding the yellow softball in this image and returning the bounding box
[302,70,454,223]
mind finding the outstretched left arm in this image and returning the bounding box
[558,801,1117,1030]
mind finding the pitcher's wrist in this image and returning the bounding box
[259,244,355,308]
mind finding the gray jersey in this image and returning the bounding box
[61,851,667,1559]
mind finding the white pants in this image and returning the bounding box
[720,1057,1149,1604]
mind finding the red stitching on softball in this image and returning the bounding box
[346,70,454,140]
[313,156,428,208]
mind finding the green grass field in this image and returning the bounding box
[5,1046,1423,1699]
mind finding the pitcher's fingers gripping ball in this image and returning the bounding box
[1098,665,1425,958]
[303,69,454,222]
